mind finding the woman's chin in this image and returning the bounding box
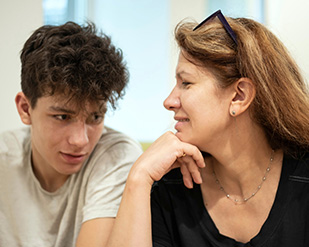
[176,133,209,154]
[175,131,186,141]
[176,132,195,145]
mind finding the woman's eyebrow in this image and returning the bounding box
[176,70,196,81]
[176,70,188,78]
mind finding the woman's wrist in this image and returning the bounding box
[126,164,155,191]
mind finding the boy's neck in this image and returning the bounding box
[31,154,69,192]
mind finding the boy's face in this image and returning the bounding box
[27,94,105,180]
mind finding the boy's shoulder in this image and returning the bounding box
[0,127,31,156]
[87,126,142,165]
[97,126,142,151]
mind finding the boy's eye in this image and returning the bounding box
[87,114,104,124]
[54,114,69,121]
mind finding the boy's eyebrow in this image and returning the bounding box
[99,104,108,114]
[48,106,76,114]
[49,106,106,115]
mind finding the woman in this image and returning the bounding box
[107,10,309,247]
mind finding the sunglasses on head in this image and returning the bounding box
[193,9,238,45]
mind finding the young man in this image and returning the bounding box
[0,22,142,247]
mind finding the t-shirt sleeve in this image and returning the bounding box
[151,183,174,247]
[82,140,142,222]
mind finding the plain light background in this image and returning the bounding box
[1,0,308,143]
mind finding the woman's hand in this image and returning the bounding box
[131,131,205,188]
[106,131,204,247]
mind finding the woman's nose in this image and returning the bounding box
[163,87,181,111]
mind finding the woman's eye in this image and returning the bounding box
[182,82,191,87]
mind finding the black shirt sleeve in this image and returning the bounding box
[151,181,174,247]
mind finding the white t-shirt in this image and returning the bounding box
[0,126,142,247]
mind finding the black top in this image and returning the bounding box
[151,153,309,247]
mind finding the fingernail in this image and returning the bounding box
[185,179,193,189]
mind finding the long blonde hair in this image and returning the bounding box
[175,16,309,156]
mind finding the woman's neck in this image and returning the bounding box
[202,119,278,201]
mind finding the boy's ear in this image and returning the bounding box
[229,78,256,116]
[15,92,32,125]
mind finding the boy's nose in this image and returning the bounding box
[68,122,89,147]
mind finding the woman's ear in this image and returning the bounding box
[230,78,256,117]
[15,92,32,125]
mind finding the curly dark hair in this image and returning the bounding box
[20,21,129,110]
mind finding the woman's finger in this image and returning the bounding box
[178,155,203,188]
[178,142,205,169]
[133,131,205,184]
[179,163,194,188]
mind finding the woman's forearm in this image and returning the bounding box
[106,169,153,247]
[106,131,205,247]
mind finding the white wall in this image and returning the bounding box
[0,0,43,133]
[265,0,309,83]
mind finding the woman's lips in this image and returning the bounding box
[174,118,190,131]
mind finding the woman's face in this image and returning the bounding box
[164,52,234,152]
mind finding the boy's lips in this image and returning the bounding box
[60,152,87,164]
